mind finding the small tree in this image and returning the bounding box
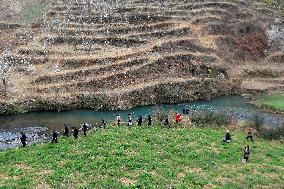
[266,24,284,53]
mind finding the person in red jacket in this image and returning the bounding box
[175,113,182,124]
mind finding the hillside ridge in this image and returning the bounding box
[0,0,283,114]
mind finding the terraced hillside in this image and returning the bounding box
[0,0,283,114]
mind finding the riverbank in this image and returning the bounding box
[0,125,283,188]
[1,95,284,151]
[250,94,284,114]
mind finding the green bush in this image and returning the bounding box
[250,113,265,131]
[259,126,284,140]
[191,111,232,127]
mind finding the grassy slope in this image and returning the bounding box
[0,0,51,24]
[20,0,51,24]
[0,126,283,188]
[253,94,284,112]
[259,0,284,15]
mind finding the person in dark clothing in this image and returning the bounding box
[246,128,254,142]
[20,132,27,147]
[52,131,58,143]
[73,128,79,139]
[164,115,169,128]
[116,114,121,126]
[63,124,69,137]
[82,123,88,136]
[185,108,190,115]
[127,114,132,129]
[148,115,152,126]
[102,118,107,129]
[137,115,143,126]
[243,145,250,162]
[223,130,231,143]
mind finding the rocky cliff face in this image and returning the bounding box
[0,0,283,114]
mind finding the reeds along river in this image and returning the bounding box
[0,96,283,151]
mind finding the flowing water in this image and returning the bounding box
[0,96,283,151]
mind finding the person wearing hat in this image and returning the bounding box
[223,130,231,143]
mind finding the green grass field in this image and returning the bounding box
[0,125,283,188]
[258,0,284,15]
[254,94,284,112]
[20,0,51,24]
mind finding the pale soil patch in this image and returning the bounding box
[204,183,217,189]
[120,177,137,186]
[0,173,19,180]
[215,176,232,184]
[205,146,220,153]
[190,24,205,33]
[35,182,52,189]
[253,185,280,189]
[37,169,53,176]
[124,149,139,156]
[177,172,185,179]
[185,166,202,174]
[14,163,32,171]
[199,35,220,49]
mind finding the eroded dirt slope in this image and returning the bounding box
[0,0,283,114]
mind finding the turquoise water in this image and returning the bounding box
[0,96,283,150]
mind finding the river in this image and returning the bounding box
[0,96,283,151]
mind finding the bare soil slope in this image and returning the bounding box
[0,0,283,114]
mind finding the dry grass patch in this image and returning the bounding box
[204,183,217,189]
[14,163,32,171]
[124,149,139,156]
[119,177,137,186]
[35,182,52,189]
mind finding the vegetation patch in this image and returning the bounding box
[253,94,284,112]
[0,125,283,188]
[20,0,51,24]
[258,0,284,16]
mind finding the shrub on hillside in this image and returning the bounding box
[249,113,265,131]
[235,31,268,59]
[259,126,284,140]
[266,24,284,53]
[247,113,283,140]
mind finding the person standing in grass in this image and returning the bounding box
[243,145,250,163]
[127,114,133,129]
[246,128,254,142]
[137,115,143,126]
[20,132,27,147]
[52,131,58,143]
[73,127,79,139]
[164,115,169,128]
[175,113,180,123]
[63,124,69,137]
[102,118,107,129]
[116,114,121,126]
[175,113,182,126]
[82,123,88,136]
[148,115,152,126]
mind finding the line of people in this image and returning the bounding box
[20,113,182,147]
[20,119,107,147]
[19,112,253,163]
[116,113,182,129]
